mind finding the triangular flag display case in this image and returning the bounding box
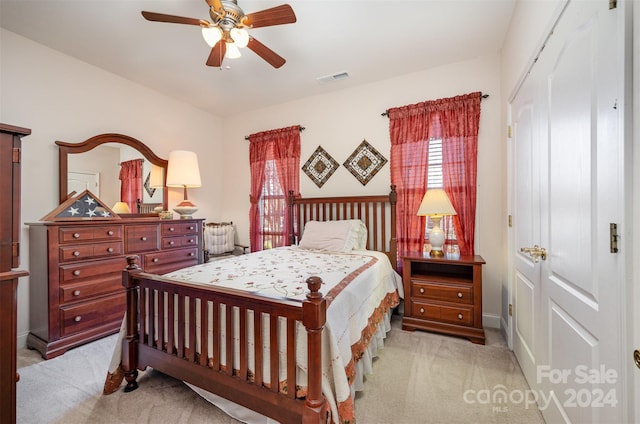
[40,189,121,221]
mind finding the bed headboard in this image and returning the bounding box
[287,185,398,270]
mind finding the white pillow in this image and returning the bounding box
[298,219,367,252]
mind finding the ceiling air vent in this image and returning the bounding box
[316,71,350,84]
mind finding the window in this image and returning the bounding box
[259,160,286,249]
[425,139,459,254]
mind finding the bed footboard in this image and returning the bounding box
[121,256,328,423]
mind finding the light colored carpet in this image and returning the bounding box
[16,314,545,424]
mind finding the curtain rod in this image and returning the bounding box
[244,125,305,140]
[380,93,489,117]
[119,158,145,165]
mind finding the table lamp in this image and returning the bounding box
[166,150,202,219]
[417,189,457,257]
[111,201,131,214]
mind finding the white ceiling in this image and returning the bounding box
[0,0,515,117]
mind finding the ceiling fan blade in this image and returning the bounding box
[243,4,296,28]
[205,0,225,13]
[247,37,286,68]
[141,11,208,26]
[206,40,226,67]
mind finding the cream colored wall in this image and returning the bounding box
[222,54,505,328]
[0,29,224,347]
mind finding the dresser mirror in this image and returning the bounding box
[56,133,168,214]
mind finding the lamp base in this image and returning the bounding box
[173,200,197,220]
[429,249,445,257]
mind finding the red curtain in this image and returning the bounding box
[248,126,301,252]
[389,92,481,259]
[119,159,143,212]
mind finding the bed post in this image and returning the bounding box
[302,276,328,423]
[389,184,398,270]
[287,189,295,245]
[122,255,142,392]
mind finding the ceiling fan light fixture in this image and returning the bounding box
[202,26,222,47]
[225,42,242,59]
[230,27,249,48]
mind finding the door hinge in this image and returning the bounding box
[509,304,513,316]
[507,125,513,138]
[610,223,619,253]
[609,0,617,10]
[508,215,513,228]
[12,147,21,163]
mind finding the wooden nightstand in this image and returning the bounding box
[402,253,485,344]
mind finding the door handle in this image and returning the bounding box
[520,245,547,262]
[634,350,640,370]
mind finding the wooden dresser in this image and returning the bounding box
[27,218,203,359]
[402,253,485,344]
[0,123,30,423]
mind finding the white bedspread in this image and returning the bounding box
[106,246,401,423]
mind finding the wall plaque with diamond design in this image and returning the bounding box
[302,146,339,188]
[343,140,388,185]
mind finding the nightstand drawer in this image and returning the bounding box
[412,301,474,326]
[411,280,473,304]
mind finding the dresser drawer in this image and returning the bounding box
[143,247,199,274]
[59,241,122,262]
[60,292,126,337]
[162,235,199,250]
[162,222,198,236]
[59,277,124,304]
[411,280,473,304]
[411,301,474,326]
[59,225,122,243]
[59,257,127,284]
[125,224,159,253]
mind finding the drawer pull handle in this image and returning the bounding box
[458,292,463,298]
[153,258,159,263]
[188,226,194,230]
[169,241,174,245]
[73,251,80,257]
[107,230,114,236]
[169,227,175,232]
[73,270,81,276]
[419,287,425,294]
[458,313,463,320]
[73,290,81,296]
[189,252,195,257]
[141,236,147,241]
[188,239,194,244]
[419,307,425,314]
[74,316,82,322]
[107,247,114,253]
[73,233,80,239]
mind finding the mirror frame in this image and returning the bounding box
[56,133,168,213]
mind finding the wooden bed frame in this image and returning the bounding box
[120,186,397,423]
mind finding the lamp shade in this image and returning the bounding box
[112,201,131,214]
[417,189,457,217]
[166,151,202,188]
[149,164,164,188]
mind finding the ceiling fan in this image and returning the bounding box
[141,0,296,69]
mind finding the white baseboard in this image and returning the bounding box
[482,312,501,329]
